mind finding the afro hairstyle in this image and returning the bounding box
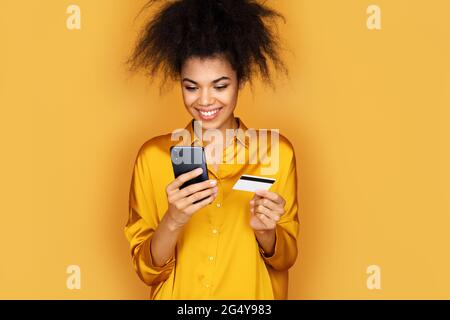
[126,0,289,93]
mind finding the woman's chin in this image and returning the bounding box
[193,116,224,129]
[196,119,222,130]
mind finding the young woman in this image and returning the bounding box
[124,0,299,299]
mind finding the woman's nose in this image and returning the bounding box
[199,88,214,106]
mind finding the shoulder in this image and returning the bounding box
[277,133,297,172]
[135,133,173,161]
[264,130,295,161]
[277,132,295,154]
[253,128,294,148]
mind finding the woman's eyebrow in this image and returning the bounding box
[182,76,230,84]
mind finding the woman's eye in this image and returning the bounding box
[185,86,228,91]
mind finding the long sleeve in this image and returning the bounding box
[259,144,300,271]
[124,145,175,286]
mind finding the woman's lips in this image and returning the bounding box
[196,107,223,121]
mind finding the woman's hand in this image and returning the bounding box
[249,189,286,232]
[165,168,218,231]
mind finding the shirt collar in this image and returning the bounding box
[184,117,249,149]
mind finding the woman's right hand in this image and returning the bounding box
[165,168,218,231]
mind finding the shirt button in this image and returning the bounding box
[204,283,211,288]
[208,256,214,261]
[216,203,221,208]
[212,229,218,235]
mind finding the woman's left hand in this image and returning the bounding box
[249,189,286,231]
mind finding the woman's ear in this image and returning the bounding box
[238,80,245,90]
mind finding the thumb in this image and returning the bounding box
[249,202,256,219]
[249,193,259,207]
[251,192,262,201]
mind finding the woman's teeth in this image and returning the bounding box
[200,109,219,116]
[198,108,222,120]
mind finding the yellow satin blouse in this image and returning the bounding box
[124,117,300,299]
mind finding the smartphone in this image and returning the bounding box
[170,146,210,204]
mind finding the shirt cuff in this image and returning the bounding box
[258,224,296,271]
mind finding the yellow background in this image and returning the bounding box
[0,0,449,299]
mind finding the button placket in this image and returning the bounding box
[199,274,212,289]
[204,205,222,292]
[205,196,221,293]
[204,232,220,290]
[212,178,223,213]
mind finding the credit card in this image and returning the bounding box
[232,174,276,192]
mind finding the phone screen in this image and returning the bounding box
[170,146,210,203]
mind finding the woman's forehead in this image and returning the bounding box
[181,55,234,76]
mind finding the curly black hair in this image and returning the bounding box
[126,0,288,93]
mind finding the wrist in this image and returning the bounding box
[254,228,275,236]
[164,211,184,232]
[254,228,276,256]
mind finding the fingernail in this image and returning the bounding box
[213,186,218,192]
[210,179,217,185]
[197,168,203,173]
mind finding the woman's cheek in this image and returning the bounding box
[184,94,197,107]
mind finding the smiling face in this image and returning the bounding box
[180,54,243,132]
